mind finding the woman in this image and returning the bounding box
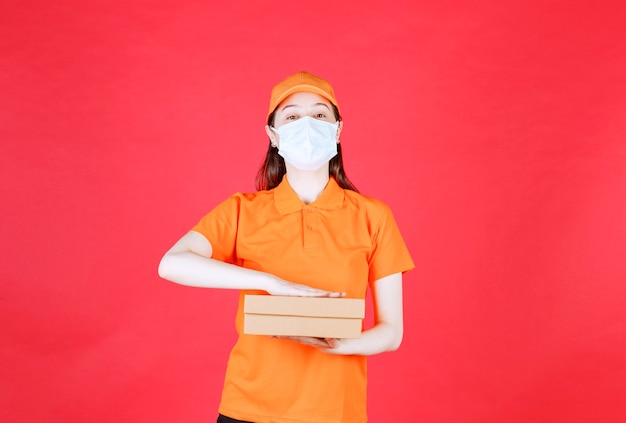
[158,71,414,423]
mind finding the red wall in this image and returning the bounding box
[2,1,625,422]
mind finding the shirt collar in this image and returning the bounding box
[274,175,345,215]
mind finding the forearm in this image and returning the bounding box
[323,321,403,356]
[322,273,404,356]
[158,250,274,291]
[158,248,344,297]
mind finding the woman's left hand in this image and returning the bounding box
[270,273,405,356]
[270,336,340,349]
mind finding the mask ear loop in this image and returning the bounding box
[269,126,279,148]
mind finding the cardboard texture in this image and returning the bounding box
[243,295,365,338]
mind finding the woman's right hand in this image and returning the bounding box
[265,276,345,298]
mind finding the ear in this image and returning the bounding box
[335,121,343,144]
[265,125,278,147]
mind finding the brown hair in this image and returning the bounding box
[255,105,359,192]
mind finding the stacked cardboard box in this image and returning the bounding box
[243,295,365,339]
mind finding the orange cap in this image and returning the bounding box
[267,71,340,121]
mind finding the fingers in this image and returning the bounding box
[270,336,338,349]
[292,283,345,298]
[325,291,346,298]
[293,289,345,298]
[270,278,345,298]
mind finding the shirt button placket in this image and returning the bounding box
[303,207,318,251]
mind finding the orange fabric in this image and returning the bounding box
[267,71,340,120]
[192,176,414,423]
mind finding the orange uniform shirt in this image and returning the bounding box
[192,176,414,423]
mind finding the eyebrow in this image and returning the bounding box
[280,103,331,112]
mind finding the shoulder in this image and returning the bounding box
[197,190,270,218]
[344,189,392,216]
[220,189,273,205]
[340,190,400,232]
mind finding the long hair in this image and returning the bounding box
[255,105,359,192]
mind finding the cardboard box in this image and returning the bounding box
[243,295,365,339]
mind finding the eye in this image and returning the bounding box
[315,113,326,119]
[286,114,298,120]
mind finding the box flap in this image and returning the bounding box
[244,295,365,319]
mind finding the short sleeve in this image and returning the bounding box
[368,205,415,284]
[191,195,242,264]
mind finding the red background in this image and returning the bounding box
[2,1,625,422]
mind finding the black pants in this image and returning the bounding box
[217,414,254,423]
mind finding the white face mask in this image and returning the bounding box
[272,116,339,171]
